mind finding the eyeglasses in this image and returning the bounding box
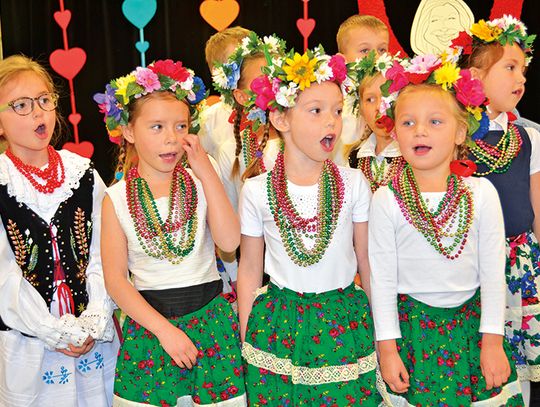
[0,93,59,116]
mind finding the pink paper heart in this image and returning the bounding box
[49,48,86,80]
[53,10,71,29]
[63,141,94,158]
[296,18,315,38]
[68,113,81,126]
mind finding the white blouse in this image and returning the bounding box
[369,176,506,341]
[105,168,220,291]
[240,166,371,293]
[0,150,114,349]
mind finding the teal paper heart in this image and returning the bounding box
[135,40,150,53]
[122,0,157,29]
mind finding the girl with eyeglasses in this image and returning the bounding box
[0,54,118,406]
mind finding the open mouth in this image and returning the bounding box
[413,145,432,155]
[159,152,178,161]
[35,124,46,136]
[320,134,336,152]
[512,89,523,97]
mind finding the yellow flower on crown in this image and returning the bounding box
[114,74,136,104]
[283,52,317,90]
[470,20,502,43]
[434,63,461,91]
[466,106,483,121]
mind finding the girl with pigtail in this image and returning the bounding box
[237,45,392,406]
[214,32,286,211]
[95,60,246,406]
[450,17,540,404]
[344,51,405,193]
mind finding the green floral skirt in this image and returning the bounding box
[242,283,391,406]
[113,295,246,406]
[390,291,524,406]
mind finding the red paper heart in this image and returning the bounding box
[49,48,87,80]
[53,10,71,29]
[68,113,81,126]
[200,0,239,31]
[63,141,94,158]
[296,18,315,38]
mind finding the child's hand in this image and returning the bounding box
[180,134,214,181]
[379,340,410,393]
[56,335,95,357]
[480,333,511,390]
[157,323,198,369]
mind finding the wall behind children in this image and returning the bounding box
[1,0,538,181]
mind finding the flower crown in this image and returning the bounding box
[378,53,489,140]
[344,50,399,115]
[245,45,348,130]
[94,59,207,145]
[212,32,287,106]
[450,15,535,65]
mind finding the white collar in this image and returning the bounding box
[356,133,401,159]
[489,112,509,132]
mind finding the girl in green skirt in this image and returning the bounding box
[237,46,392,406]
[369,51,524,405]
[96,60,246,406]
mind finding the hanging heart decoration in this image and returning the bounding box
[121,0,157,67]
[49,0,93,158]
[296,0,315,51]
[489,0,523,19]
[200,0,240,32]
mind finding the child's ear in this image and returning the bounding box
[269,110,290,133]
[233,89,249,106]
[122,125,135,144]
[469,67,483,80]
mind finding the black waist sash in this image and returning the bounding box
[139,279,223,318]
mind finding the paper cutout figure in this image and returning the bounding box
[411,0,474,55]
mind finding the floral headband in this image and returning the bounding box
[212,32,286,106]
[94,59,206,145]
[344,50,399,115]
[451,15,535,65]
[245,45,348,130]
[378,53,489,140]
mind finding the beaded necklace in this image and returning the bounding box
[389,165,474,260]
[469,122,522,176]
[126,164,198,264]
[241,129,266,173]
[358,156,406,193]
[267,152,344,267]
[6,145,65,194]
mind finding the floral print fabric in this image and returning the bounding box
[391,291,524,406]
[243,283,390,406]
[114,295,246,406]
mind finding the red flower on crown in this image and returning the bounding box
[150,59,190,82]
[451,31,473,55]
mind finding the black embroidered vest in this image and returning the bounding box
[0,167,95,330]
[471,124,533,237]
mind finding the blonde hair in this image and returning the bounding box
[205,26,251,70]
[336,15,389,54]
[395,84,469,159]
[112,91,191,184]
[343,73,383,162]
[0,54,64,143]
